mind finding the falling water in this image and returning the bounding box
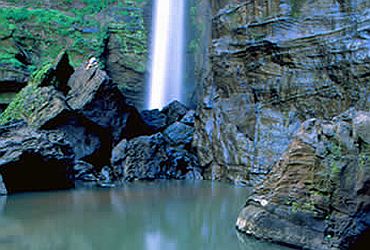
[147,0,185,110]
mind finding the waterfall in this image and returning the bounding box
[147,0,185,110]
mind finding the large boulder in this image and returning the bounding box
[236,110,370,249]
[19,55,149,168]
[140,101,190,134]
[111,133,168,181]
[0,122,74,194]
[66,63,146,144]
[111,107,201,181]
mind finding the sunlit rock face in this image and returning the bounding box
[195,0,370,184]
[237,110,370,249]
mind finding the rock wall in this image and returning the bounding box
[195,0,370,184]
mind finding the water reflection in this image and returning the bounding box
[0,181,290,250]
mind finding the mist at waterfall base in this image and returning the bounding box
[147,0,185,110]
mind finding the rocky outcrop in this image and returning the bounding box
[0,0,150,111]
[196,0,370,248]
[0,121,74,193]
[111,103,201,181]
[236,110,370,249]
[196,0,370,184]
[0,52,201,192]
[26,55,148,167]
[0,52,153,193]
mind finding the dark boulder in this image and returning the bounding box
[161,100,188,125]
[140,109,167,133]
[111,134,167,181]
[66,64,149,144]
[73,160,98,182]
[67,64,128,144]
[180,110,196,126]
[163,122,195,146]
[28,56,149,168]
[42,111,110,167]
[39,51,75,95]
[165,146,202,180]
[0,125,74,194]
[111,107,201,181]
[140,101,191,134]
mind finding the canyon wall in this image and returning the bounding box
[195,0,370,184]
[196,0,370,248]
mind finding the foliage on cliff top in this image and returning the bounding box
[0,0,148,70]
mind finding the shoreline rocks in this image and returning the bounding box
[111,103,201,182]
[236,110,370,249]
[0,53,201,193]
[0,123,75,193]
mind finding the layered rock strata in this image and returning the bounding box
[196,0,370,184]
[236,110,370,249]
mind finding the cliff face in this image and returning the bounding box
[0,0,149,109]
[196,0,370,248]
[195,0,370,184]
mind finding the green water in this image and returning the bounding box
[0,181,290,250]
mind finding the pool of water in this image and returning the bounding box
[0,181,290,250]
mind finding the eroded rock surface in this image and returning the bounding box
[196,0,370,184]
[0,122,74,193]
[0,53,152,193]
[111,102,201,181]
[236,110,370,249]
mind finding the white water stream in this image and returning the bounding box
[147,0,185,110]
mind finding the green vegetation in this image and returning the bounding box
[0,0,148,69]
[290,0,306,18]
[0,0,149,122]
[0,63,52,125]
[0,6,104,68]
[291,200,315,213]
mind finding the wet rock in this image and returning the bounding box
[140,102,194,134]
[0,175,7,195]
[67,65,128,144]
[44,113,108,165]
[236,110,370,249]
[353,111,370,144]
[104,33,146,109]
[111,108,200,181]
[26,56,149,167]
[39,51,74,95]
[161,100,188,125]
[195,97,300,184]
[0,125,74,194]
[196,0,370,185]
[163,122,194,146]
[180,110,196,126]
[67,64,149,144]
[165,146,201,179]
[140,109,167,133]
[97,166,116,188]
[73,161,98,182]
[111,134,167,181]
